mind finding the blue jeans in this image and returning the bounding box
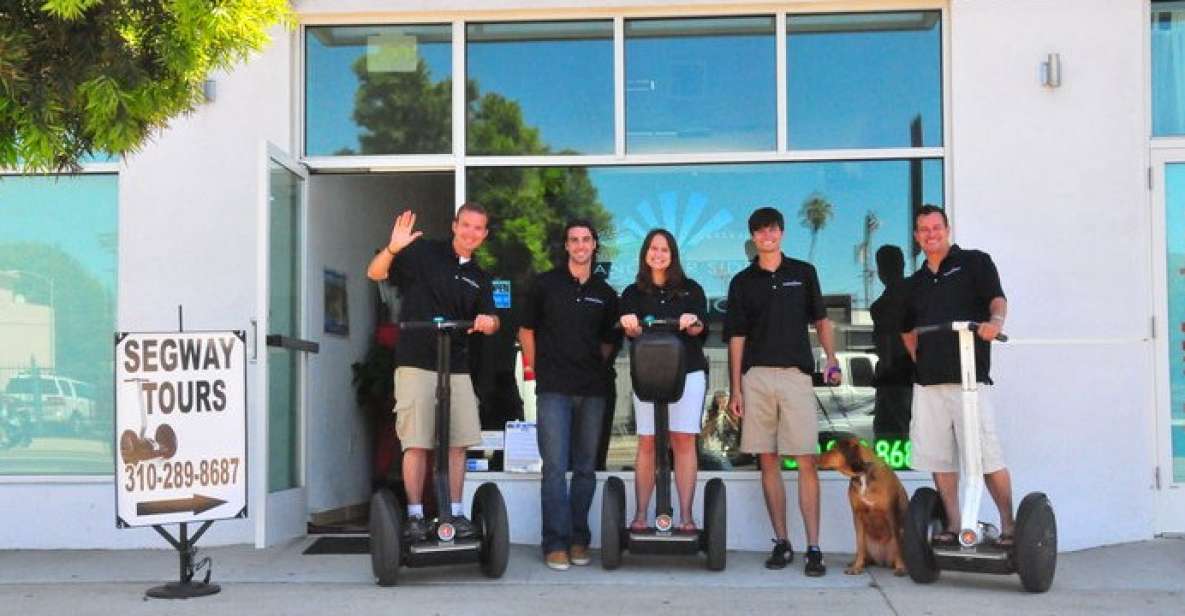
[536,393,605,554]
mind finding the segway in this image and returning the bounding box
[601,317,726,571]
[119,378,178,465]
[369,318,510,586]
[901,321,1057,593]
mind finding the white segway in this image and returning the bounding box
[901,321,1057,593]
[369,318,510,586]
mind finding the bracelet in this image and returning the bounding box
[385,245,397,256]
[990,315,1005,322]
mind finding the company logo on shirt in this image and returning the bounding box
[782,280,802,287]
[942,266,962,277]
[456,275,480,289]
[580,296,606,305]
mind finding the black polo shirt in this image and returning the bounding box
[901,245,1005,385]
[387,239,496,374]
[620,279,709,374]
[723,255,826,375]
[521,267,620,396]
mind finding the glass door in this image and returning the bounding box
[1152,150,1185,532]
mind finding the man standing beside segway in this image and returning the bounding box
[519,220,619,571]
[725,206,839,576]
[901,205,1012,548]
[366,203,500,543]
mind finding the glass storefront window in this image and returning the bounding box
[0,174,118,475]
[625,17,777,153]
[788,11,942,149]
[468,159,942,470]
[467,21,614,155]
[1163,163,1185,481]
[1153,1,1185,136]
[306,25,453,156]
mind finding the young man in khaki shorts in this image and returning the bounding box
[724,207,839,576]
[366,203,500,542]
[901,205,1013,547]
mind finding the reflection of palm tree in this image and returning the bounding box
[855,211,880,309]
[799,193,833,263]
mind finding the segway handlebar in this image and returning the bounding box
[399,318,476,331]
[915,321,1008,343]
[616,315,704,331]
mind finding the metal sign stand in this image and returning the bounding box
[144,306,220,599]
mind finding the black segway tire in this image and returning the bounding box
[369,488,403,586]
[473,482,510,578]
[1014,492,1057,593]
[601,476,626,570]
[902,486,944,584]
[155,424,178,459]
[704,477,727,571]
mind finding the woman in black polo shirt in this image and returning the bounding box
[619,228,708,532]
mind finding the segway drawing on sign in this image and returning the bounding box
[119,378,178,465]
[369,319,509,586]
[601,317,726,571]
[901,321,1057,593]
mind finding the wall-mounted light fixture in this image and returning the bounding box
[202,79,217,103]
[1040,53,1061,88]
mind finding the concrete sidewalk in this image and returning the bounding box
[1,538,1182,615]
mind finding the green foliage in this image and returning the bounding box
[0,0,293,172]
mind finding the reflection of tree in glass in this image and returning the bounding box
[798,192,833,263]
[336,58,452,155]
[343,56,614,303]
[854,211,880,309]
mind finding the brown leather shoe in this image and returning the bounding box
[545,550,570,571]
[569,544,591,566]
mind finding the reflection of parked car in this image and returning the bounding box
[814,351,878,442]
[3,373,97,435]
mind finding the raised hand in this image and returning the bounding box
[387,210,423,254]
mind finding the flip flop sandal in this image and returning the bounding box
[678,521,698,533]
[931,531,958,547]
[994,532,1015,548]
[629,518,648,532]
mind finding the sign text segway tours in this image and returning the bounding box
[114,309,248,598]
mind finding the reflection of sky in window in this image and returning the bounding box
[0,175,118,291]
[306,28,452,156]
[626,20,776,153]
[1153,2,1185,136]
[467,26,613,154]
[590,160,942,303]
[1165,164,1185,446]
[788,14,942,149]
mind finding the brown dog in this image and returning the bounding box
[818,437,908,575]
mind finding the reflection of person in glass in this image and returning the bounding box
[619,229,709,533]
[699,390,740,470]
[365,205,500,544]
[518,221,619,571]
[724,207,838,576]
[901,205,1013,548]
[870,245,914,441]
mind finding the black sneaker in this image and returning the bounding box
[451,515,478,541]
[765,538,794,569]
[804,547,827,577]
[403,516,429,543]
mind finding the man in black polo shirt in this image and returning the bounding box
[724,207,839,576]
[365,204,500,543]
[519,220,619,571]
[901,204,1013,547]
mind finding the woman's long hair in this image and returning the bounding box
[635,228,686,294]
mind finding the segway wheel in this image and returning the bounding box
[902,486,944,584]
[703,477,727,571]
[155,424,178,459]
[1014,492,1057,593]
[119,429,140,464]
[369,488,403,586]
[473,482,509,578]
[600,476,626,570]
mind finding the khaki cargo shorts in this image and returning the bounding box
[394,366,481,451]
[739,366,818,456]
[909,384,1006,474]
